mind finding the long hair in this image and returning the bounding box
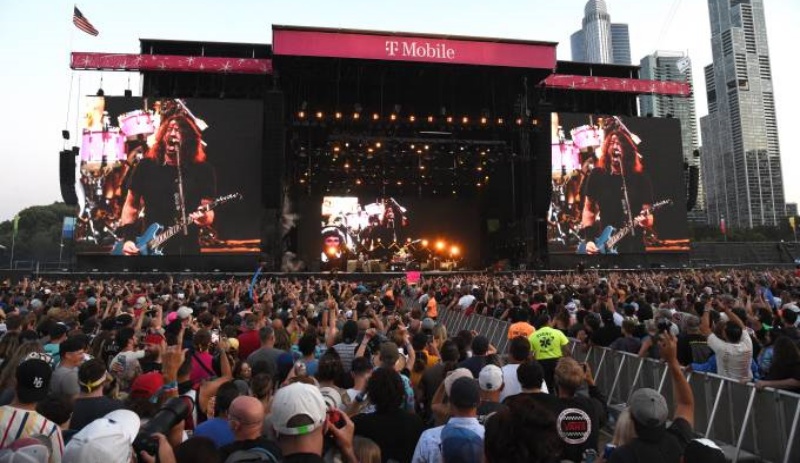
[146,115,206,164]
[596,130,644,174]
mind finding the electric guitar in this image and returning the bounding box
[111,193,242,256]
[577,199,673,254]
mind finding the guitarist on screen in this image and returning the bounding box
[115,113,216,255]
[579,125,654,254]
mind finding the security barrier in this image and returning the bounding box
[436,308,800,463]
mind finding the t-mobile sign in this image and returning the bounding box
[273,27,556,69]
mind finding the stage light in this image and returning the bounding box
[419,165,425,170]
[421,239,429,247]
[335,112,342,119]
[477,166,483,172]
[427,116,434,123]
[446,116,453,123]
[462,116,469,124]
[435,241,446,252]
[345,142,350,148]
[450,246,460,256]
[424,144,429,150]
[299,178,306,183]
[497,117,504,124]
[353,112,360,120]
[316,111,323,119]
[326,246,338,257]
[531,118,538,125]
[480,117,487,125]
[396,180,403,185]
[409,115,416,122]
[375,141,382,148]
[410,144,415,149]
[355,179,362,185]
[476,182,482,187]
[372,113,380,120]
[333,146,340,153]
[298,111,306,118]
[367,147,374,153]
[390,114,397,121]
[344,162,350,169]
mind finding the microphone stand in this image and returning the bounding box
[618,156,635,237]
[174,140,189,236]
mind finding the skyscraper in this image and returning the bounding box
[570,1,631,65]
[700,0,784,228]
[639,51,704,222]
[610,24,631,65]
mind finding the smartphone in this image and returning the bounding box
[211,329,220,344]
[294,361,307,376]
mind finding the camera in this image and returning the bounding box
[133,397,190,457]
[657,318,672,333]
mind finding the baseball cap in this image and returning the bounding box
[449,377,480,409]
[63,410,140,463]
[421,318,436,331]
[271,382,327,436]
[319,386,343,410]
[440,423,484,463]
[379,342,401,366]
[444,368,474,397]
[629,388,668,429]
[683,438,726,463]
[478,364,504,392]
[16,359,52,404]
[0,437,50,463]
[129,372,164,400]
[30,299,43,311]
[177,306,193,320]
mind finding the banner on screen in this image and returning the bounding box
[547,113,689,254]
[74,96,263,256]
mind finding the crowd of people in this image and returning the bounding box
[0,267,797,463]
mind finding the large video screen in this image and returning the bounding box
[548,113,689,254]
[319,196,479,270]
[74,97,262,256]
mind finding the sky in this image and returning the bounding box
[0,0,798,223]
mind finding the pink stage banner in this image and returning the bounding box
[542,74,691,96]
[272,29,556,70]
[71,52,272,75]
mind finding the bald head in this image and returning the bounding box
[228,396,265,440]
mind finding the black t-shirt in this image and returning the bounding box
[129,158,216,254]
[458,355,488,378]
[352,410,424,463]
[766,359,800,391]
[476,400,507,425]
[677,334,713,366]
[70,396,124,431]
[592,325,622,347]
[284,454,325,463]
[608,418,694,463]
[554,395,605,462]
[584,168,654,252]
[219,437,282,462]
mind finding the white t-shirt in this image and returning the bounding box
[457,295,476,310]
[707,331,753,381]
[499,363,549,402]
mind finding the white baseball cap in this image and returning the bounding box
[444,368,474,397]
[63,409,140,463]
[177,306,193,320]
[478,364,504,391]
[271,383,327,436]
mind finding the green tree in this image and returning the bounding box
[0,203,77,265]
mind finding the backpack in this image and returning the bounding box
[225,447,281,463]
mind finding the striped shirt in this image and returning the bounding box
[0,405,63,463]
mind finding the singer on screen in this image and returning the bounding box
[115,114,217,255]
[579,127,654,254]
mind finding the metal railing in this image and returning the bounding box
[436,307,800,463]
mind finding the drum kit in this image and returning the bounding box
[548,124,603,248]
[78,109,156,244]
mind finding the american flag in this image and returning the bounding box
[73,7,99,36]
